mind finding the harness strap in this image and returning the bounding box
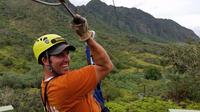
[40,89,47,112]
[85,31,110,112]
[40,77,57,112]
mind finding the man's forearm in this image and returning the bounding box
[86,37,113,73]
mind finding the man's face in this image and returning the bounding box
[50,50,70,75]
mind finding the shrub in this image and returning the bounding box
[144,67,162,80]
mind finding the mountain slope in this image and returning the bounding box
[77,0,199,42]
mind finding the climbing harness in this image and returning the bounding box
[85,31,110,112]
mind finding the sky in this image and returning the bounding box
[69,0,200,37]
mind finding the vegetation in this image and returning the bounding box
[0,0,200,111]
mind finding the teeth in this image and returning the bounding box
[63,65,69,70]
[63,65,68,67]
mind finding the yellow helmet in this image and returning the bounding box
[33,34,75,64]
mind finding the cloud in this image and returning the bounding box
[69,0,89,6]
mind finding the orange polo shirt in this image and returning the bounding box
[41,65,101,112]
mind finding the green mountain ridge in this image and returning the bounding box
[78,0,199,42]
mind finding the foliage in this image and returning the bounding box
[0,87,43,112]
[165,44,200,74]
[106,102,127,112]
[106,97,181,112]
[144,67,162,80]
[187,102,200,110]
[126,97,181,112]
[0,64,42,89]
[164,44,200,102]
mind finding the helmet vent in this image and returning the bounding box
[51,37,66,44]
[43,37,49,44]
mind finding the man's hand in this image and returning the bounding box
[71,14,92,41]
[72,14,113,82]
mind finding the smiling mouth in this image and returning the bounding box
[63,65,69,70]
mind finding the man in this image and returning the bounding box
[32,14,113,112]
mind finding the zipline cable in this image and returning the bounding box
[32,0,75,18]
[112,0,121,31]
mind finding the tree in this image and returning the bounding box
[164,43,200,102]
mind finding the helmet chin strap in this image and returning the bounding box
[45,51,59,76]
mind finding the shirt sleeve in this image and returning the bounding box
[61,65,97,97]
